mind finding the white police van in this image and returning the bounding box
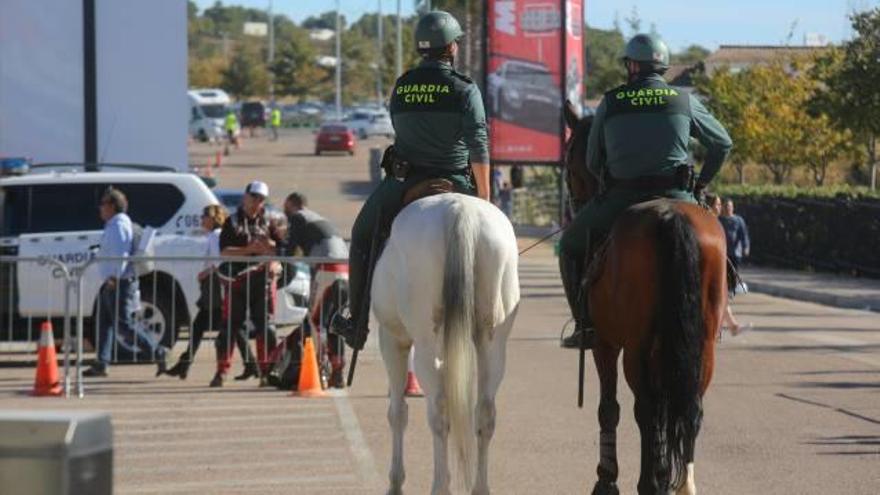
[0,165,309,361]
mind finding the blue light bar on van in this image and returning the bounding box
[0,157,31,176]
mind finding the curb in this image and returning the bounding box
[745,281,880,314]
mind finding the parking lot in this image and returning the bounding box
[1,129,878,494]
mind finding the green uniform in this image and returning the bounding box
[559,74,732,256]
[350,59,488,251]
[271,109,281,127]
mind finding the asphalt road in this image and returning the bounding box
[1,129,877,494]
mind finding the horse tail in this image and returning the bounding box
[442,199,478,490]
[650,205,705,490]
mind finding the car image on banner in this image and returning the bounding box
[487,0,584,164]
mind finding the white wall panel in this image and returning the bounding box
[0,0,84,162]
[96,0,188,169]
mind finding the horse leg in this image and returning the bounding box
[380,327,410,495]
[591,341,622,495]
[634,395,665,495]
[413,339,452,495]
[473,314,514,495]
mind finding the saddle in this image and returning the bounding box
[402,178,454,206]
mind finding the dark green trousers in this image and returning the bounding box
[559,186,696,258]
[350,169,476,254]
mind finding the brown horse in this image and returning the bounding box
[563,101,727,495]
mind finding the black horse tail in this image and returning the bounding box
[648,205,705,490]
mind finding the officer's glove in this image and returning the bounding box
[693,180,709,205]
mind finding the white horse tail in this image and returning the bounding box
[442,199,478,490]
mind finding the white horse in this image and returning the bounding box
[372,193,520,495]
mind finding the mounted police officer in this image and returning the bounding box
[332,10,490,352]
[559,33,733,349]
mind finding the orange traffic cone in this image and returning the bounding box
[214,150,222,168]
[405,370,423,397]
[293,337,326,398]
[33,321,62,397]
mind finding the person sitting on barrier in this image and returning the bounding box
[84,187,167,378]
[163,205,252,379]
[211,181,287,387]
[283,192,350,388]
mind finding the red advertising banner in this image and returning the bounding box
[486,0,583,164]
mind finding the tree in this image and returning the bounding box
[189,56,227,88]
[302,12,344,31]
[584,25,626,98]
[695,67,752,183]
[271,29,327,99]
[671,44,710,65]
[813,8,880,189]
[698,60,846,185]
[221,43,268,98]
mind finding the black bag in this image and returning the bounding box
[266,327,304,390]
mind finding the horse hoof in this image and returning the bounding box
[591,480,620,495]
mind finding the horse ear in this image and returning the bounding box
[564,100,580,131]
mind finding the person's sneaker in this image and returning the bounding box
[165,361,190,380]
[209,372,225,388]
[83,366,108,378]
[561,327,596,349]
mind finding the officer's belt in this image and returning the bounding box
[608,166,694,192]
[391,159,467,181]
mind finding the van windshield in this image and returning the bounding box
[200,104,227,119]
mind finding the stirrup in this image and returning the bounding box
[561,326,596,349]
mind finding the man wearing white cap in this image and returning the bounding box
[212,181,288,387]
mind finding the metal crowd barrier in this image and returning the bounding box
[0,254,348,399]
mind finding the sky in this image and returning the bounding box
[194,0,880,51]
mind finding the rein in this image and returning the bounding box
[518,226,566,256]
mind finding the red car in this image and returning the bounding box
[315,123,356,155]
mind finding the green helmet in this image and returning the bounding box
[623,33,670,68]
[414,10,464,50]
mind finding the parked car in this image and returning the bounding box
[240,101,267,129]
[0,166,309,361]
[315,123,356,155]
[345,110,395,139]
[487,59,561,135]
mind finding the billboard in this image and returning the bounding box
[486,0,584,164]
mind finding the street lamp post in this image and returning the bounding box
[395,0,402,77]
[267,0,275,105]
[336,0,342,119]
[377,0,383,104]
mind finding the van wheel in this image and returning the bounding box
[197,129,208,142]
[110,288,176,362]
[136,288,177,349]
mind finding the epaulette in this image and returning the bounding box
[603,84,628,99]
[451,70,474,84]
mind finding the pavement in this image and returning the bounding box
[1,129,878,494]
[742,266,880,313]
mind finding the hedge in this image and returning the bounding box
[716,189,880,277]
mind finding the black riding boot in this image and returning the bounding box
[559,250,595,349]
[330,245,371,351]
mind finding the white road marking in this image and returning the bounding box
[117,473,358,494]
[332,389,382,487]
